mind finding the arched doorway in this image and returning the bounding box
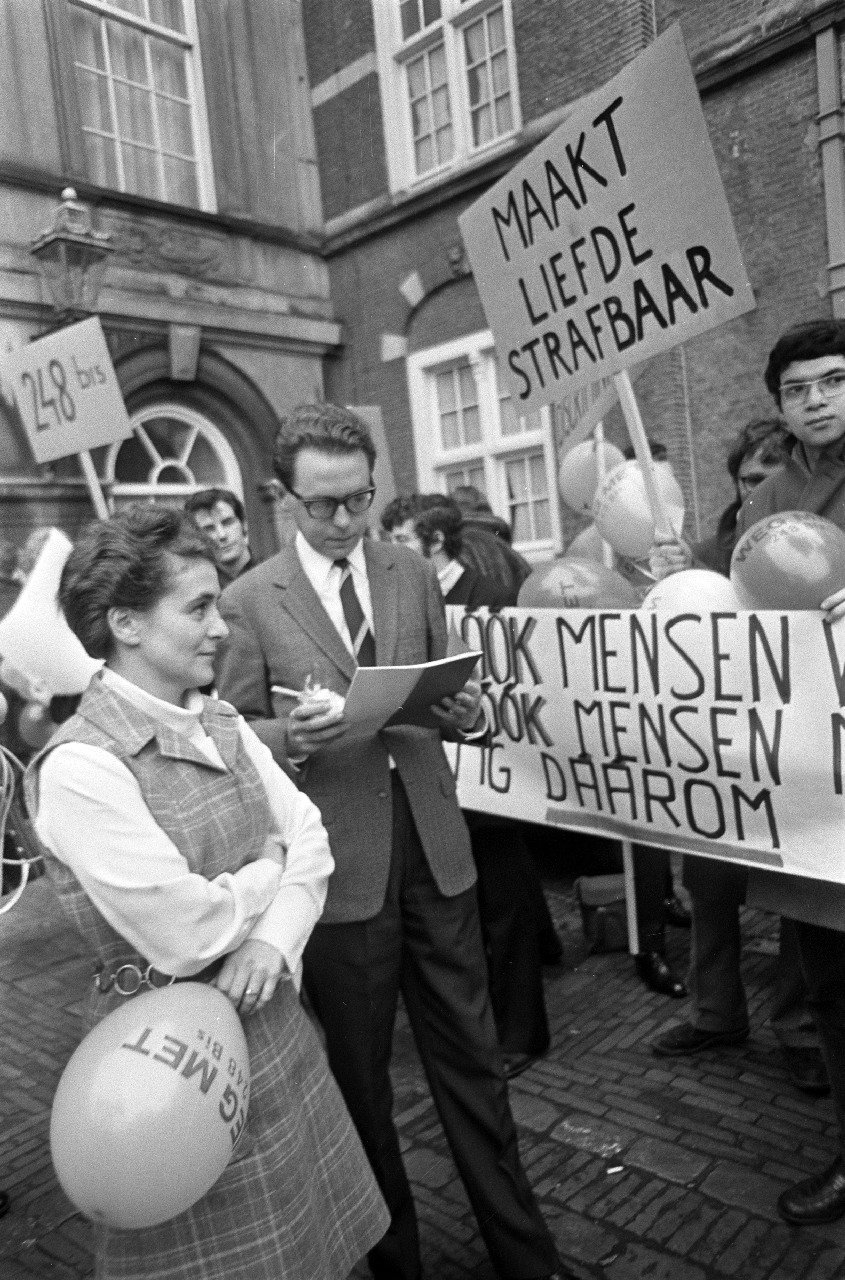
[105,403,244,508]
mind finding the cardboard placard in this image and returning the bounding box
[459,24,755,415]
[1,316,132,464]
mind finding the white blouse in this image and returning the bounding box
[33,669,333,985]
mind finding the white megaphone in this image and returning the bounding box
[0,528,101,695]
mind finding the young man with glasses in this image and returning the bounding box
[654,319,845,1225]
[215,403,569,1280]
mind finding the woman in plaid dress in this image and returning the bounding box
[26,505,389,1280]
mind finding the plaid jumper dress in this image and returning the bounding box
[26,676,388,1280]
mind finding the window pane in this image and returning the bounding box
[533,498,551,540]
[472,103,493,146]
[529,452,548,496]
[121,140,160,193]
[488,6,505,50]
[429,43,447,87]
[467,65,485,110]
[162,153,198,204]
[463,405,481,443]
[432,83,450,128]
[491,49,509,95]
[464,18,485,65]
[506,460,528,503]
[415,135,434,173]
[158,94,193,154]
[458,365,477,412]
[439,411,460,450]
[434,123,454,163]
[436,368,456,414]
[148,0,186,33]
[422,0,441,25]
[83,131,119,188]
[511,503,531,542]
[406,55,427,100]
[152,41,188,97]
[107,22,149,84]
[113,432,154,482]
[115,82,155,143]
[400,0,421,40]
[411,96,431,137]
[77,68,113,133]
[70,7,105,69]
[494,95,513,134]
[186,432,227,484]
[108,0,145,17]
[146,416,191,458]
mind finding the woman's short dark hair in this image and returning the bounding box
[60,504,215,659]
[273,403,377,490]
[764,319,845,404]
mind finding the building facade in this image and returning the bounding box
[0,0,336,560]
[303,0,845,558]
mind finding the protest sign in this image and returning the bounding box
[2,316,131,465]
[458,24,755,416]
[446,605,845,885]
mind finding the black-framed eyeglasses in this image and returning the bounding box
[287,486,376,521]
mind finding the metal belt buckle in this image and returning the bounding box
[95,962,175,996]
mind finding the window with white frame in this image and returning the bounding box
[66,0,216,210]
[373,0,520,192]
[101,403,242,508]
[407,333,561,559]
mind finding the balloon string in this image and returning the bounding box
[0,744,44,916]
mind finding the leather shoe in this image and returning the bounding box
[635,950,687,998]
[778,1157,845,1225]
[652,1021,749,1057]
[0,1190,8,1219]
[781,1045,830,1097]
[664,893,691,928]
[502,1050,542,1079]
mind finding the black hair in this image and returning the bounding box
[725,418,788,481]
[184,487,246,525]
[60,504,215,660]
[273,403,377,491]
[764,319,845,405]
[412,501,464,559]
[380,493,424,532]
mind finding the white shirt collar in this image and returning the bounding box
[437,559,465,596]
[295,530,367,587]
[101,666,205,727]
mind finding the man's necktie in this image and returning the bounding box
[337,559,376,666]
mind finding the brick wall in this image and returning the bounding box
[314,0,836,547]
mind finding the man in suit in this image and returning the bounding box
[381,492,551,1075]
[216,404,567,1280]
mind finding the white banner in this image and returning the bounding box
[447,606,845,884]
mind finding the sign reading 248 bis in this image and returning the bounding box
[1,316,132,464]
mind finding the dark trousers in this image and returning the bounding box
[632,843,673,949]
[303,774,558,1280]
[794,920,845,1154]
[470,817,550,1057]
[683,858,816,1046]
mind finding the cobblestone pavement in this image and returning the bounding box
[3,862,845,1280]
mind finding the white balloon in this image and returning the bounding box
[592,460,685,560]
[558,440,625,513]
[641,569,741,611]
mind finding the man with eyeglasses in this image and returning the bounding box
[654,319,845,1226]
[215,403,568,1280]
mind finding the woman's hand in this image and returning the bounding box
[213,938,288,1016]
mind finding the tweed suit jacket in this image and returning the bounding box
[215,538,476,924]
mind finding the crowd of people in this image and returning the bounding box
[6,316,845,1277]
